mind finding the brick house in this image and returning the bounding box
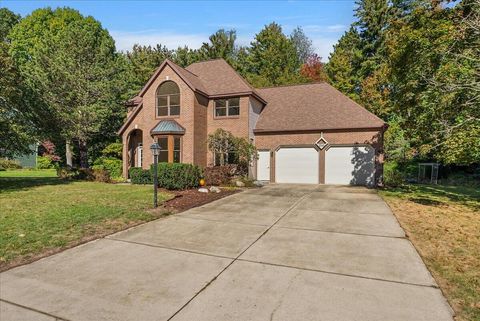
[118,58,386,186]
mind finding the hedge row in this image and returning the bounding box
[129,163,202,190]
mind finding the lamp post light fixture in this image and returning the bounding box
[150,142,161,208]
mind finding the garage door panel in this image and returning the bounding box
[325,146,375,186]
[275,148,318,184]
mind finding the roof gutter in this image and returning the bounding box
[253,126,386,134]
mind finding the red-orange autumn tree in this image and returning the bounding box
[300,53,327,82]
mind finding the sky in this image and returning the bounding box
[2,0,358,61]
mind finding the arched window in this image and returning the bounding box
[156,81,180,117]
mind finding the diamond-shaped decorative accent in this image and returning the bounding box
[315,136,328,150]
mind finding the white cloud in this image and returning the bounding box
[111,30,208,52]
[327,24,347,32]
[303,24,347,33]
[311,37,338,62]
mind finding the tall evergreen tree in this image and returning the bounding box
[198,29,237,62]
[124,44,174,97]
[246,22,303,86]
[325,27,363,101]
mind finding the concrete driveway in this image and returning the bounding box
[0,185,454,321]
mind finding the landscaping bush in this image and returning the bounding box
[0,158,22,170]
[56,166,111,182]
[130,164,202,189]
[56,166,77,179]
[101,142,123,159]
[383,162,405,187]
[92,157,122,178]
[129,167,152,184]
[36,156,55,169]
[204,165,237,186]
[152,163,202,190]
[92,168,111,183]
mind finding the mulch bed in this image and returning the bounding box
[161,187,240,212]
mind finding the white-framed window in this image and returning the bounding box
[214,97,240,117]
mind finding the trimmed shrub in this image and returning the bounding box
[204,165,237,186]
[129,167,152,184]
[0,158,22,170]
[152,163,202,190]
[36,156,55,169]
[92,157,122,178]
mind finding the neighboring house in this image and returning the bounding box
[118,59,386,186]
[1,144,38,168]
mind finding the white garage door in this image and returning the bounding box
[325,146,375,186]
[275,147,318,184]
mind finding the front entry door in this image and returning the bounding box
[257,151,270,181]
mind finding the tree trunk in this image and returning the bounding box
[78,139,88,168]
[65,140,73,167]
[220,152,225,166]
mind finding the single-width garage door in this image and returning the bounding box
[275,147,318,184]
[325,146,375,186]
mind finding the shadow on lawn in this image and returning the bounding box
[0,176,72,193]
[392,184,480,209]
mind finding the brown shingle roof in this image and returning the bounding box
[185,59,254,96]
[137,59,209,98]
[255,83,385,132]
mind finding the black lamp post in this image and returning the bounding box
[150,142,161,208]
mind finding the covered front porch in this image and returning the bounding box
[122,120,185,178]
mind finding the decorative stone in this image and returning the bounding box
[315,136,329,150]
[235,180,245,187]
[209,186,221,193]
[198,188,209,193]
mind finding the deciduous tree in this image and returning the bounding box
[9,8,125,167]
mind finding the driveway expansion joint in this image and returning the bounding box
[0,298,71,321]
[104,237,235,260]
[173,215,270,227]
[235,259,440,289]
[166,190,315,321]
[274,225,407,239]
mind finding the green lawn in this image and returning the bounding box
[0,169,172,271]
[379,184,480,321]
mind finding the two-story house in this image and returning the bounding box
[118,58,386,186]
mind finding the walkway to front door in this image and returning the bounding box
[0,185,454,321]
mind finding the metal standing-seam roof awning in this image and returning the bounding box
[150,120,185,135]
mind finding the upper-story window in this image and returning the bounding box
[215,98,240,117]
[156,81,180,117]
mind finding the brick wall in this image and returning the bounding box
[193,93,208,167]
[254,129,384,185]
[206,96,250,166]
[122,65,198,176]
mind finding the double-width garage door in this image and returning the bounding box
[273,146,375,185]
